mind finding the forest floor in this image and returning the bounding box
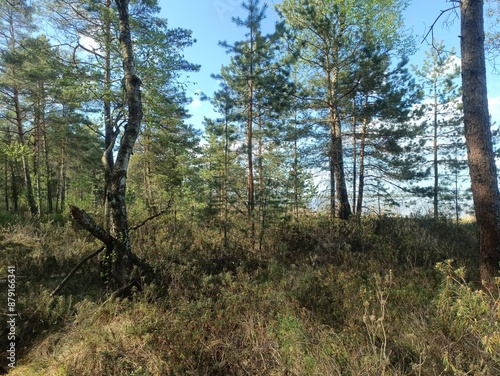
[0,214,499,375]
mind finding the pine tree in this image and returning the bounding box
[219,0,293,246]
[351,48,422,217]
[278,0,412,219]
[460,0,500,290]
[0,0,38,215]
[413,40,463,219]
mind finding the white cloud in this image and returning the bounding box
[188,90,202,110]
[79,34,100,53]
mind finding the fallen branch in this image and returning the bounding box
[110,279,139,299]
[50,246,105,297]
[67,204,159,297]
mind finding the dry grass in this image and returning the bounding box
[2,215,499,375]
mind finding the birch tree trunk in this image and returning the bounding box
[71,0,143,293]
[107,0,143,290]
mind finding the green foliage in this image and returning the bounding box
[434,260,500,372]
[1,0,500,374]
[412,40,466,218]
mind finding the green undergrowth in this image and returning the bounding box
[1,215,499,375]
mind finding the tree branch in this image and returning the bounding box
[129,202,172,232]
[422,5,460,45]
[69,205,113,245]
[50,246,106,297]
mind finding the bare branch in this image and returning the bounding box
[129,202,172,232]
[422,5,460,45]
[76,42,105,60]
[50,246,105,297]
[69,205,113,245]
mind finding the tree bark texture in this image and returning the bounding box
[327,52,351,220]
[107,0,143,290]
[460,0,500,289]
[332,117,351,220]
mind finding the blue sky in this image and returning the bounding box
[158,0,500,129]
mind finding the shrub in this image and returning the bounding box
[434,260,500,374]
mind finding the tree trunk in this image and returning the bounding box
[71,0,144,293]
[247,29,255,247]
[34,90,43,214]
[57,139,67,213]
[460,0,500,290]
[327,52,351,220]
[103,0,114,232]
[107,0,143,290]
[293,110,299,221]
[143,131,156,216]
[13,87,37,215]
[352,102,357,217]
[4,127,11,211]
[329,154,336,220]
[356,115,368,217]
[3,158,9,212]
[257,103,264,251]
[43,122,53,213]
[331,113,351,220]
[10,159,19,212]
[223,100,230,250]
[433,76,439,220]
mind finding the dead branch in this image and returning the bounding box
[50,246,105,297]
[67,205,159,297]
[129,202,172,232]
[110,279,139,299]
[422,4,460,45]
[69,205,113,245]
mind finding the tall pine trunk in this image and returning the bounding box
[293,110,299,221]
[223,100,230,250]
[257,103,265,251]
[460,0,500,290]
[43,123,53,213]
[10,161,19,212]
[247,30,255,247]
[433,76,439,220]
[327,52,351,220]
[356,115,369,217]
[56,139,67,213]
[34,90,42,214]
[352,108,357,218]
[3,158,8,212]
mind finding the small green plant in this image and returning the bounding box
[435,259,500,373]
